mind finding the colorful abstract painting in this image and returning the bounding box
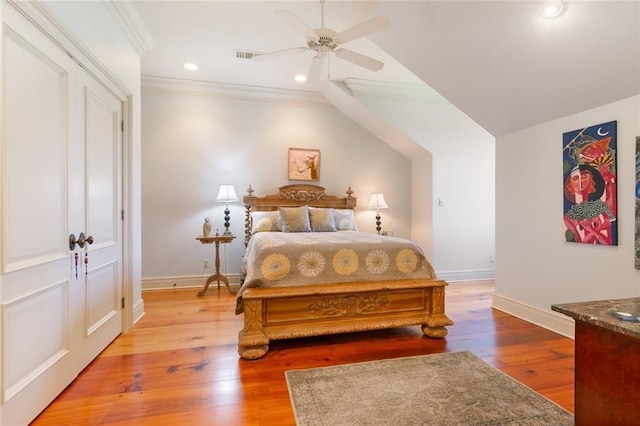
[562,121,617,245]
[635,136,640,268]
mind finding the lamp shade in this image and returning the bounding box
[215,184,239,203]
[368,193,389,209]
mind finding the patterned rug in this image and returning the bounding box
[285,351,574,425]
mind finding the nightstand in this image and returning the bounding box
[196,234,236,295]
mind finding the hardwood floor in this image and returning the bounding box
[31,281,574,425]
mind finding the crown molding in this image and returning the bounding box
[344,78,446,101]
[104,1,155,55]
[6,0,129,98]
[141,76,332,107]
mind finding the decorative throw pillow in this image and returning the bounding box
[334,209,359,231]
[279,206,311,232]
[309,207,337,232]
[250,211,282,234]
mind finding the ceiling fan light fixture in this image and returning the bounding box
[184,62,198,71]
[246,1,389,78]
[294,74,307,82]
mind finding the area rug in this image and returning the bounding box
[285,351,573,426]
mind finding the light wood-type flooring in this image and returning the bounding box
[31,281,575,425]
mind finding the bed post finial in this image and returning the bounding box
[346,186,357,209]
[244,185,257,247]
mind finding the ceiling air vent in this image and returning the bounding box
[235,50,259,60]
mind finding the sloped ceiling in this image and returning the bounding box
[370,1,640,136]
[135,1,640,137]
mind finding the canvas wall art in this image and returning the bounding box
[562,120,617,245]
[288,148,320,181]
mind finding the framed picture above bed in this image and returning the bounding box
[288,147,320,181]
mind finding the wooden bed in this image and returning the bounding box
[237,184,453,360]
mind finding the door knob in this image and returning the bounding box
[83,234,94,246]
[76,232,94,248]
[69,233,94,250]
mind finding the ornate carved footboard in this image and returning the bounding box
[238,279,453,360]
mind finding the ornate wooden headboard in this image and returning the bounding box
[243,184,357,246]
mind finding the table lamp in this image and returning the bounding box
[215,184,239,235]
[368,193,388,235]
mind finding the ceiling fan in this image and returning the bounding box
[249,0,389,83]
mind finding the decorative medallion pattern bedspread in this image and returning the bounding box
[236,231,436,313]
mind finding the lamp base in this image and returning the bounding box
[375,212,382,235]
[223,207,232,235]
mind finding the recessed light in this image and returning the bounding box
[542,1,564,18]
[184,63,198,71]
[295,74,307,82]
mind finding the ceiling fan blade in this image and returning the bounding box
[307,55,325,83]
[335,48,384,72]
[335,15,389,44]
[275,10,318,40]
[251,47,309,61]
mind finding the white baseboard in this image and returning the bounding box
[437,268,495,282]
[492,292,575,339]
[132,297,145,325]
[142,274,242,291]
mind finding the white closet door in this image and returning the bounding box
[73,75,123,369]
[1,6,123,424]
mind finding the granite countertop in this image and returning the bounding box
[552,297,640,339]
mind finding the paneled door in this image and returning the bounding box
[1,6,123,424]
[71,71,124,371]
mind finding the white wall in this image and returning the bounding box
[351,90,496,281]
[141,80,413,287]
[495,95,640,337]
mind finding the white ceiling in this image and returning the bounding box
[137,1,425,90]
[135,1,640,136]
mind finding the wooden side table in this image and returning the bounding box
[196,234,236,296]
